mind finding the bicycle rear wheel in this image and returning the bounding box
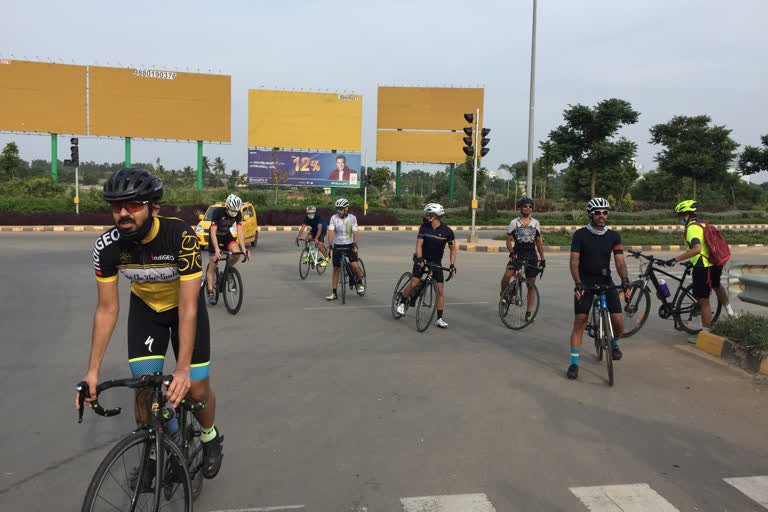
[205,264,220,305]
[621,285,651,338]
[499,278,539,329]
[392,272,412,319]
[602,309,614,386]
[81,430,191,512]
[357,258,367,296]
[223,267,243,315]
[415,280,438,332]
[180,410,204,501]
[299,248,310,280]
[673,283,723,335]
[316,248,328,276]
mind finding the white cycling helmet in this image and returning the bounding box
[586,197,610,214]
[424,203,445,217]
[225,194,242,216]
[306,205,317,214]
[335,198,350,209]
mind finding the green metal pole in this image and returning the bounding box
[331,149,336,200]
[396,161,401,197]
[197,141,203,191]
[51,134,58,182]
[125,137,131,167]
[449,163,455,203]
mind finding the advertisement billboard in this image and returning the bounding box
[377,87,484,130]
[376,130,465,163]
[248,90,362,151]
[248,149,361,188]
[0,60,87,134]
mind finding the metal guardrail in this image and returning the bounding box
[739,274,768,307]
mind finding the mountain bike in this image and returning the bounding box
[499,258,542,330]
[584,284,624,387]
[76,373,206,511]
[336,246,366,305]
[297,238,328,280]
[392,260,453,332]
[622,250,722,337]
[205,250,247,315]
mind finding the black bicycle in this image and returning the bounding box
[392,260,453,332]
[622,250,722,337]
[499,258,543,330]
[77,373,206,511]
[205,250,247,315]
[584,284,624,387]
[335,246,366,305]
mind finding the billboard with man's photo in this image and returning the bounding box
[247,149,361,188]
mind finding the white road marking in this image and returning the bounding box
[724,476,768,508]
[208,506,305,512]
[401,493,496,512]
[569,484,679,511]
[304,301,489,311]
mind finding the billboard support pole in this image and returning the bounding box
[468,108,479,243]
[449,163,455,203]
[51,134,58,182]
[396,161,401,197]
[125,137,131,167]
[197,141,203,191]
[331,149,336,200]
[363,150,368,216]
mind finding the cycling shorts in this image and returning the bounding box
[309,230,326,244]
[412,260,445,284]
[506,253,539,279]
[127,290,211,380]
[574,279,622,316]
[692,265,723,299]
[208,233,238,255]
[332,244,358,267]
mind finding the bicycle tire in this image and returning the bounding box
[340,259,347,305]
[415,280,438,332]
[299,248,310,280]
[357,258,367,296]
[499,278,540,330]
[81,429,191,512]
[205,264,220,305]
[392,272,412,319]
[316,248,328,276]
[602,309,614,386]
[214,267,221,305]
[621,285,651,338]
[180,410,204,501]
[223,267,243,315]
[592,309,603,362]
[673,283,723,335]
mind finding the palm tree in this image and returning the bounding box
[213,157,226,180]
[202,156,211,173]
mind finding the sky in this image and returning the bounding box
[2,0,767,184]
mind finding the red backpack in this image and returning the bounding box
[685,219,731,266]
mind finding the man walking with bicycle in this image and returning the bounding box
[326,198,364,299]
[206,193,250,304]
[77,168,224,485]
[567,197,631,380]
[500,196,545,322]
[296,205,329,267]
[396,203,457,328]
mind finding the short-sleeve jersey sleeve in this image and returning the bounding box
[570,229,583,253]
[93,229,120,283]
[612,231,624,255]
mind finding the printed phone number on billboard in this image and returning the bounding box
[133,69,177,80]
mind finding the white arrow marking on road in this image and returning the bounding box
[724,476,768,508]
[569,484,679,511]
[401,493,496,512]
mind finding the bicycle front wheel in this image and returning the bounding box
[357,258,367,296]
[81,430,191,512]
[602,309,614,386]
[316,248,328,275]
[223,267,243,315]
[392,272,412,319]
[415,280,438,332]
[621,285,650,338]
[340,260,347,304]
[299,248,310,280]
[673,283,722,335]
[205,264,220,305]
[499,278,539,330]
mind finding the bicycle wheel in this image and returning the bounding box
[340,259,347,304]
[620,285,651,338]
[81,430,191,512]
[415,280,438,332]
[223,267,243,315]
[316,248,328,276]
[602,309,614,386]
[205,264,219,305]
[673,283,723,334]
[180,411,204,501]
[299,248,310,280]
[591,309,603,361]
[499,278,539,329]
[392,272,412,319]
[356,258,367,296]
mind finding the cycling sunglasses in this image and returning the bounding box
[592,210,609,216]
[109,200,149,214]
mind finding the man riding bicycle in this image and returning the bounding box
[567,197,631,380]
[296,205,329,267]
[326,198,364,300]
[395,203,457,328]
[206,193,250,304]
[77,168,224,484]
[500,196,545,322]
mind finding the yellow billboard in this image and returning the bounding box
[377,87,483,130]
[89,66,230,141]
[377,130,467,164]
[0,60,87,134]
[248,90,362,151]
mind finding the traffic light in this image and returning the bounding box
[364,174,371,187]
[462,114,474,156]
[70,137,79,167]
[480,128,491,157]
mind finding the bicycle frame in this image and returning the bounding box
[630,252,693,313]
[589,292,615,341]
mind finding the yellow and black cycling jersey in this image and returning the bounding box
[93,216,202,312]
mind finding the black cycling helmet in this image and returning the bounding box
[517,196,534,208]
[103,168,163,203]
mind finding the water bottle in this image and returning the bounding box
[659,279,671,297]
[162,405,181,444]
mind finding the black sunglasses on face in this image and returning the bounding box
[592,210,609,216]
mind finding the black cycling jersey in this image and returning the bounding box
[210,207,242,238]
[418,222,455,262]
[302,215,328,234]
[570,227,623,281]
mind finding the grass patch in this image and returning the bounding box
[492,230,768,246]
[711,313,768,358]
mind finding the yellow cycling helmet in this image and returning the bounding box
[674,200,698,214]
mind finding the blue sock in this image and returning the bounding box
[570,350,580,365]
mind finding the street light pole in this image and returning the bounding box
[469,107,480,242]
[526,0,538,197]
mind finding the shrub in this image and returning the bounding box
[621,193,634,213]
[712,313,768,358]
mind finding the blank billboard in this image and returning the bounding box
[248,90,362,151]
[89,66,230,141]
[377,87,483,130]
[376,130,466,164]
[0,60,87,134]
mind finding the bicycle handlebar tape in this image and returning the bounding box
[90,399,122,417]
[180,398,207,411]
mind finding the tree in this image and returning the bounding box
[498,160,527,203]
[456,154,487,197]
[213,157,227,180]
[533,158,555,200]
[650,115,739,200]
[540,98,639,197]
[369,166,391,195]
[738,134,768,176]
[0,142,22,180]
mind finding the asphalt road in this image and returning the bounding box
[1,231,767,511]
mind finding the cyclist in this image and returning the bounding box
[326,198,364,299]
[296,205,329,267]
[77,168,224,484]
[500,196,545,322]
[665,200,736,338]
[206,193,250,304]
[567,197,631,380]
[395,203,457,328]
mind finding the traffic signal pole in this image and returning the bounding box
[363,150,368,216]
[51,134,58,182]
[469,108,479,243]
